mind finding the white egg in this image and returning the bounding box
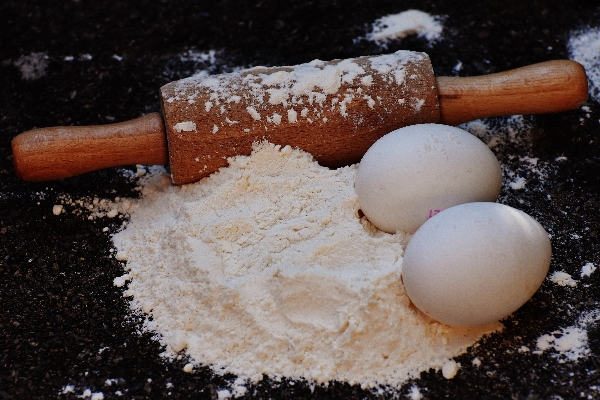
[401,202,552,327]
[355,124,502,233]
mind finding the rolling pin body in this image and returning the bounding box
[161,51,439,184]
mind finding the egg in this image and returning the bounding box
[401,202,552,327]
[355,124,502,233]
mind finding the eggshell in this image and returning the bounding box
[401,202,552,327]
[355,124,502,233]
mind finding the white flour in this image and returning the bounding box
[112,142,499,389]
[163,49,225,81]
[461,116,550,193]
[549,271,578,287]
[535,310,600,363]
[365,10,443,47]
[14,52,49,80]
[568,27,600,101]
[53,193,135,220]
[581,262,597,278]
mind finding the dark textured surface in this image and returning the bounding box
[1,1,600,398]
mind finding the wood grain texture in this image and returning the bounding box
[11,113,168,181]
[160,51,440,185]
[437,60,588,126]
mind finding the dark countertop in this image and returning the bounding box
[2,1,600,398]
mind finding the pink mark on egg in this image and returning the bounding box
[428,209,441,218]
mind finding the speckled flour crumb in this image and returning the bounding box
[536,326,589,362]
[460,116,554,196]
[53,193,135,220]
[365,10,443,46]
[460,115,535,150]
[407,385,424,400]
[441,360,460,379]
[112,142,500,389]
[14,52,49,80]
[581,263,597,278]
[59,385,104,399]
[569,27,600,101]
[534,310,600,363]
[549,271,578,287]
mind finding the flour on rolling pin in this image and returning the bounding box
[160,50,439,184]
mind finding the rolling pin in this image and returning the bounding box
[12,51,588,185]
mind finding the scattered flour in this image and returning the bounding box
[536,326,589,362]
[60,385,75,394]
[508,176,527,190]
[173,121,197,132]
[227,377,248,397]
[518,345,530,353]
[535,310,600,363]
[441,360,460,379]
[365,10,443,46]
[112,142,500,389]
[407,385,424,400]
[568,28,600,101]
[549,271,578,287]
[88,391,104,400]
[460,116,552,197]
[14,52,49,80]
[59,385,104,399]
[46,167,156,220]
[178,49,217,67]
[581,262,597,278]
[163,49,223,80]
[54,193,136,220]
[460,115,535,151]
[43,167,159,227]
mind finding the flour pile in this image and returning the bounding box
[112,142,499,388]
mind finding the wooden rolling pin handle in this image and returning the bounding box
[436,60,589,126]
[11,113,168,182]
